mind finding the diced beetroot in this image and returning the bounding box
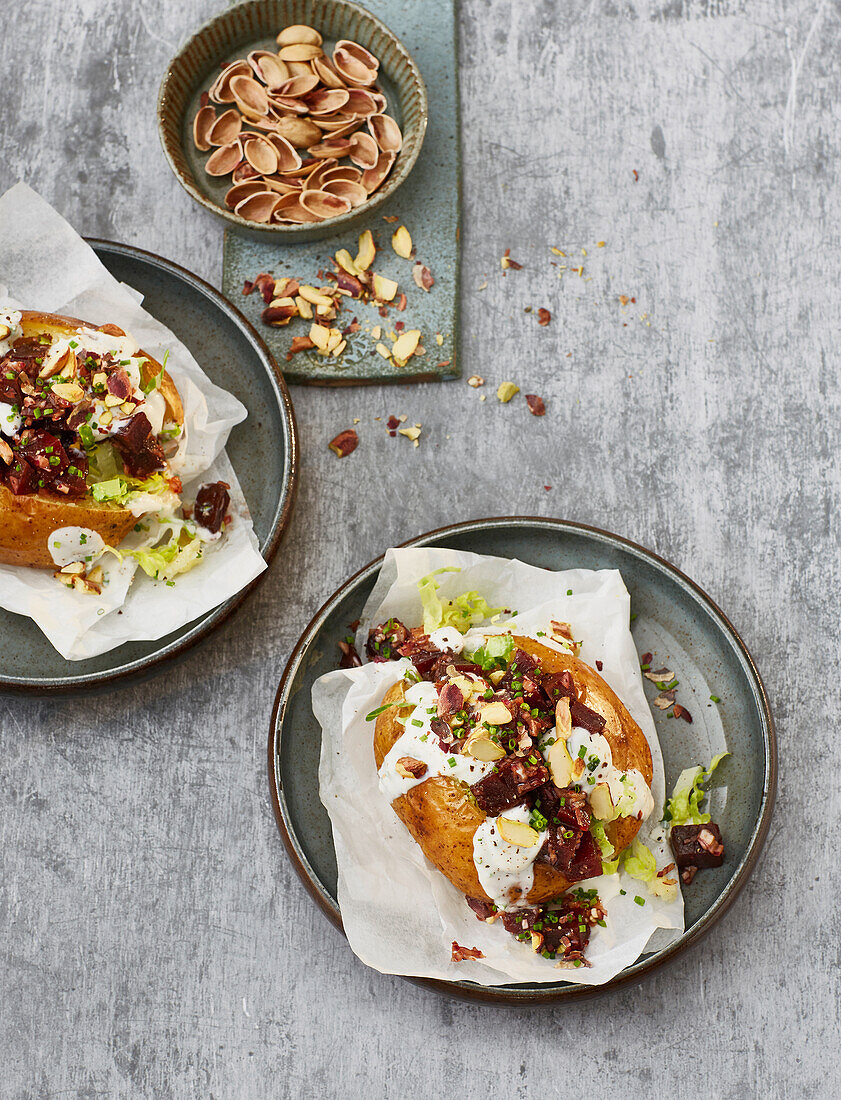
[20,431,68,475]
[471,753,550,815]
[670,823,724,870]
[4,455,37,494]
[194,481,230,534]
[113,411,152,453]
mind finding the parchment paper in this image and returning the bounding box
[315,547,684,986]
[0,183,267,660]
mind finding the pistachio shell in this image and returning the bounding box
[274,73,320,98]
[285,60,315,78]
[257,54,290,89]
[273,115,323,147]
[319,166,363,184]
[224,180,266,209]
[348,131,378,169]
[370,91,388,113]
[231,159,261,182]
[368,113,402,153]
[260,175,301,195]
[299,190,352,219]
[307,137,354,160]
[268,94,310,116]
[279,156,321,179]
[192,105,216,151]
[305,88,350,116]
[205,140,243,177]
[265,133,302,173]
[323,180,368,208]
[273,193,321,223]
[277,43,323,62]
[301,159,338,191]
[229,75,269,118]
[333,41,378,86]
[360,150,396,193]
[244,135,279,175]
[312,116,362,138]
[312,55,346,89]
[276,25,323,48]
[234,190,282,223]
[209,60,250,104]
[207,108,242,146]
[247,50,286,86]
[344,88,378,116]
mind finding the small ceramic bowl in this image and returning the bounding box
[157,0,428,242]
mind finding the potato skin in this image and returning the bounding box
[0,312,183,568]
[374,637,654,905]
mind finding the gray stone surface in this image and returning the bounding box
[0,0,837,1096]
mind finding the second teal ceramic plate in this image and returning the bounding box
[268,518,776,1004]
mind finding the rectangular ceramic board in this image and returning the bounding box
[221,0,460,385]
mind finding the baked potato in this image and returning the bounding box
[374,636,653,908]
[0,309,184,568]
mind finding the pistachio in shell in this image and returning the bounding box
[273,115,323,148]
[276,24,323,48]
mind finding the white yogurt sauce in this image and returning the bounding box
[427,626,466,654]
[473,803,548,909]
[0,400,22,436]
[37,328,154,441]
[47,526,107,567]
[377,679,496,802]
[0,308,22,356]
[566,727,654,822]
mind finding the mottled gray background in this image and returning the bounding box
[0,0,837,1096]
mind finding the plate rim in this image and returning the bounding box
[0,237,299,695]
[268,515,777,1005]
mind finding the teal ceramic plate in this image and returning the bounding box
[268,518,776,1004]
[0,240,298,694]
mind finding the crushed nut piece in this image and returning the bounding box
[467,375,484,388]
[525,394,545,416]
[537,308,551,326]
[328,429,358,458]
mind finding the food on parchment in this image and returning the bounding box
[0,308,230,589]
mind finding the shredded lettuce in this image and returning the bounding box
[591,820,616,864]
[417,567,501,633]
[124,528,204,583]
[623,837,658,882]
[468,634,515,671]
[663,752,729,827]
[622,837,679,900]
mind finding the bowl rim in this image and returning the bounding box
[267,515,777,1005]
[0,237,299,696]
[156,0,429,235]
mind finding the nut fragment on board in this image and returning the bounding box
[328,429,359,457]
